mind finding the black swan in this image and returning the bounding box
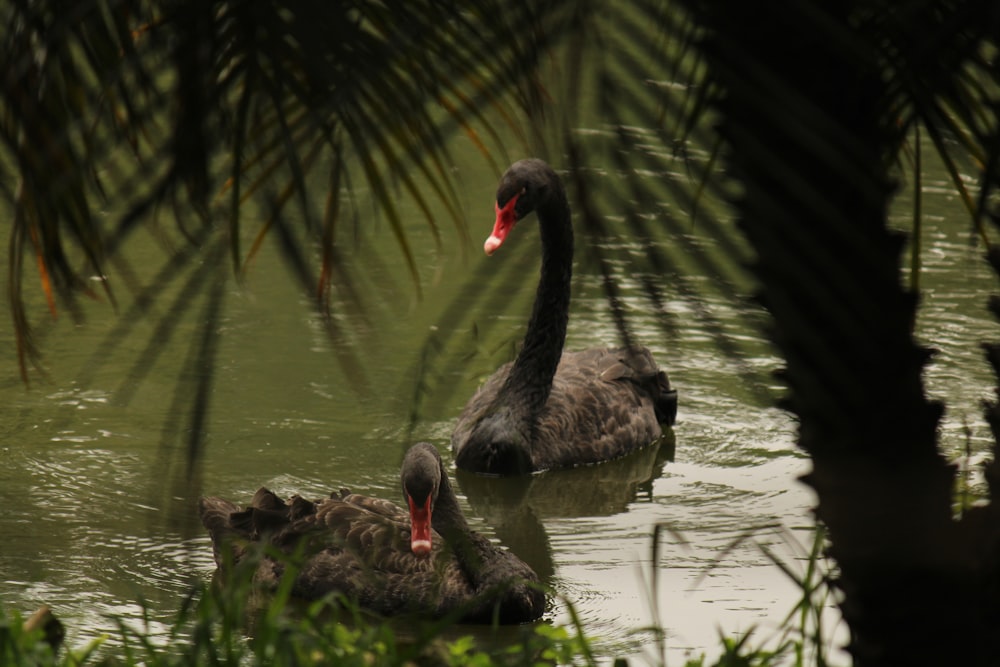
[199,442,545,624]
[451,159,678,476]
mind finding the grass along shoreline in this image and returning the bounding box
[2,525,840,666]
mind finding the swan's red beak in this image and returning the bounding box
[407,494,433,556]
[485,193,519,255]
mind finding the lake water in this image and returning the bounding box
[1,136,995,664]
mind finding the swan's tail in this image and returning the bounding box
[654,371,679,426]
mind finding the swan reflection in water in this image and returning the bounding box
[455,431,676,580]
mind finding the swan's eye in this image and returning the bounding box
[515,186,529,210]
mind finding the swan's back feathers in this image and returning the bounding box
[452,346,677,473]
[591,346,678,425]
[199,486,545,623]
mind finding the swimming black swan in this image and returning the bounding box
[199,442,545,624]
[452,159,678,476]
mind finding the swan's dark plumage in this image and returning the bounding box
[199,443,545,624]
[452,159,678,476]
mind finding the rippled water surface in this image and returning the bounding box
[1,146,996,664]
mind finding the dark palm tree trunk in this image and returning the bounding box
[692,2,1000,663]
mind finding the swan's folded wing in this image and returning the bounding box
[281,497,441,572]
[273,497,462,607]
[337,492,407,522]
[590,347,657,382]
[596,347,677,425]
[528,347,666,466]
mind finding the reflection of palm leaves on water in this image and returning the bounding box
[7,1,1000,661]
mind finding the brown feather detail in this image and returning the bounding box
[454,346,675,471]
[199,444,546,624]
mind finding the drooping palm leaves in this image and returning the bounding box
[8,0,1000,662]
[1,0,572,384]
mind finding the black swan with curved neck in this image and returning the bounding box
[451,159,678,476]
[199,442,545,624]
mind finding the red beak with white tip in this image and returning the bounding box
[407,493,433,556]
[485,193,520,256]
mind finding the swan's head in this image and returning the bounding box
[485,158,560,256]
[401,442,442,557]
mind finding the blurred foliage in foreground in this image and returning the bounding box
[2,525,839,667]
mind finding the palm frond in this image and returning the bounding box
[2,0,574,387]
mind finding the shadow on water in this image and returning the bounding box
[455,432,676,581]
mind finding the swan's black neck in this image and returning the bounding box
[431,463,490,584]
[430,467,470,537]
[498,183,573,421]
